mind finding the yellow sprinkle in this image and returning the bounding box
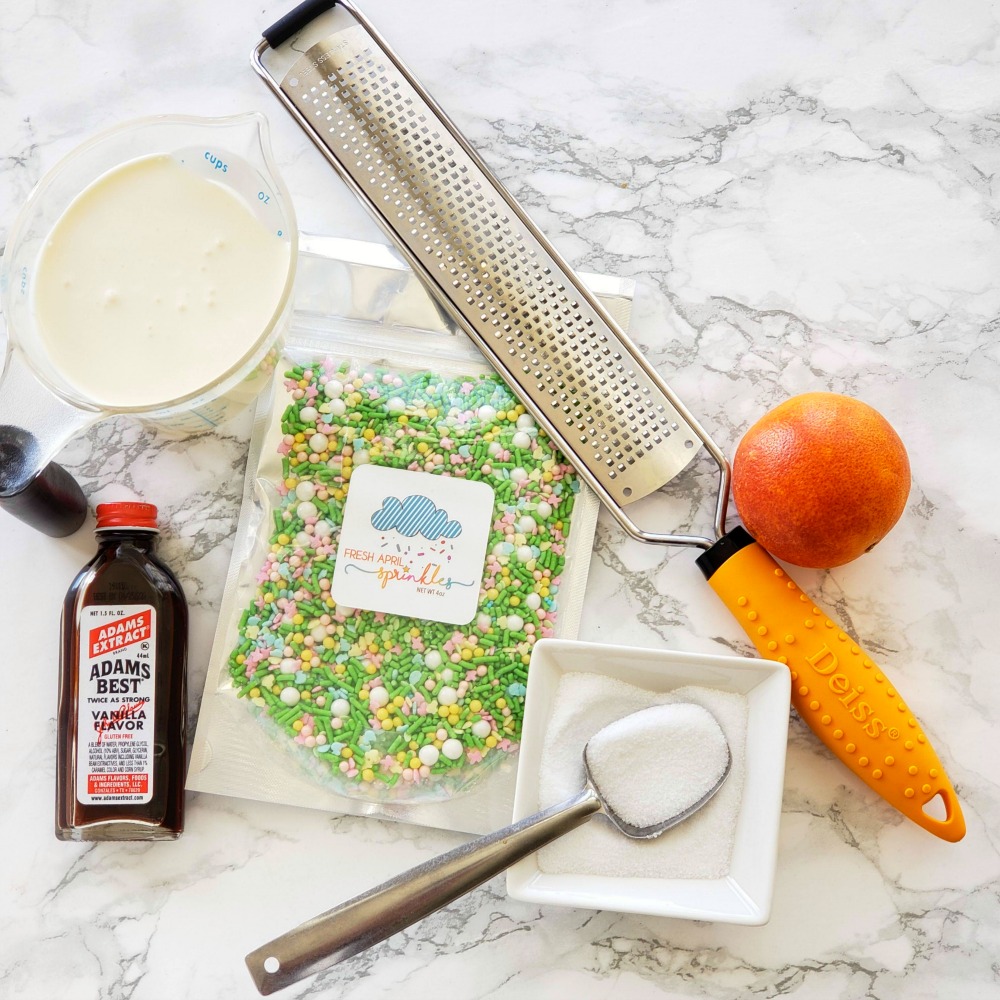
[409,757,421,770]
[469,700,482,713]
[474,647,484,657]
[438,706,450,718]
[301,690,311,701]
[486,588,499,601]
[509,595,521,607]
[277,534,290,545]
[358,689,369,700]
[248,687,260,698]
[396,751,407,762]
[362,768,375,782]
[376,708,389,721]
[236,654,246,665]
[461,649,473,661]
[292,720,304,731]
[393,696,405,708]
[341,747,353,758]
[496,698,507,710]
[363,428,375,440]
[485,735,498,748]
[323,637,335,649]
[294,432,305,443]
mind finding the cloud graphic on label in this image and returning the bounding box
[370,494,463,539]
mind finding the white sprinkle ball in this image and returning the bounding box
[295,481,316,502]
[311,625,328,642]
[296,500,318,520]
[524,592,542,610]
[353,450,371,465]
[299,406,318,423]
[506,614,524,632]
[472,719,492,739]
[308,433,328,454]
[511,467,528,484]
[487,441,502,456]
[386,396,406,413]
[418,745,440,767]
[478,405,497,422]
[368,687,390,710]
[516,545,534,563]
[295,532,312,548]
[535,501,553,519]
[442,738,464,761]
[517,516,537,534]
[438,686,458,706]
[313,519,333,538]
[424,650,443,669]
[516,414,535,430]
[441,668,454,682]
[329,398,347,416]
[325,379,344,398]
[279,687,301,707]
[477,612,493,632]
[512,431,532,450]
[331,698,351,719]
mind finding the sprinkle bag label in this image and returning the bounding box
[75,604,157,805]
[332,464,495,626]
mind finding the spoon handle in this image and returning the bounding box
[246,787,602,994]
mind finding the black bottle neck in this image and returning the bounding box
[95,528,159,553]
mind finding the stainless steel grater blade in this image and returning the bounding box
[252,0,729,547]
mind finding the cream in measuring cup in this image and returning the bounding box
[34,153,291,407]
[0,113,297,537]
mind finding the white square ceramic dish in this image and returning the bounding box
[506,639,790,925]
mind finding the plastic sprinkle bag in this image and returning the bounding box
[188,239,628,834]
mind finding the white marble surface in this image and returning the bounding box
[2,0,999,997]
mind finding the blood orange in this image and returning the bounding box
[731,392,911,569]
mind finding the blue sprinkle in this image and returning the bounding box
[295,671,308,683]
[328,741,345,755]
[506,682,527,698]
[409,670,423,685]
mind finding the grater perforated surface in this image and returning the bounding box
[276,16,703,508]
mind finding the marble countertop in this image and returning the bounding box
[2,1,998,997]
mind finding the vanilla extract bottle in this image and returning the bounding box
[56,502,187,841]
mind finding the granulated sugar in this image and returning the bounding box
[585,703,730,831]
[536,673,748,879]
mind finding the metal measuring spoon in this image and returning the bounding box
[246,703,732,995]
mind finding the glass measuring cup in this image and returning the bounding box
[0,112,298,535]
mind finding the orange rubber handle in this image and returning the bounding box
[697,528,965,842]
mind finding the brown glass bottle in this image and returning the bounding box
[56,501,187,841]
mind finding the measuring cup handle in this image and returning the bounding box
[0,346,92,536]
[0,458,87,537]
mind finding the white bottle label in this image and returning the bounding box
[76,604,157,805]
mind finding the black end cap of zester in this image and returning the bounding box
[695,525,757,581]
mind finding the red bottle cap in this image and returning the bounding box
[95,501,159,531]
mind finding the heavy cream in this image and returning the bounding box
[34,153,290,408]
